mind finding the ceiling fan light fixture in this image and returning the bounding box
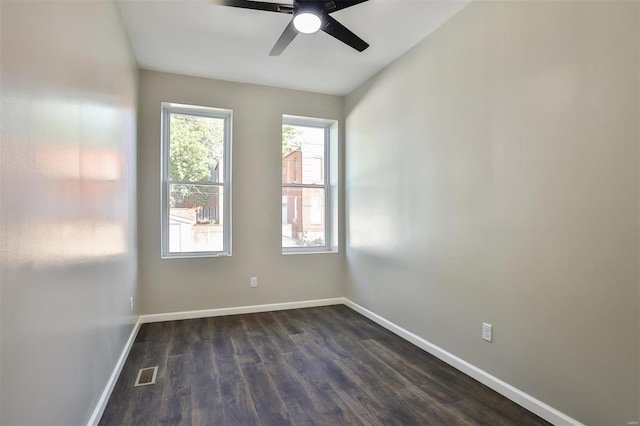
[216,0,370,55]
[293,11,322,34]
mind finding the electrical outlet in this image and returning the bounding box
[129,297,134,312]
[250,277,258,288]
[482,322,492,342]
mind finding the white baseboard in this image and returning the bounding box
[140,297,345,323]
[343,298,583,426]
[87,316,142,426]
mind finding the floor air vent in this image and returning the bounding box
[134,366,158,387]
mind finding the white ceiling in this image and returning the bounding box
[117,0,469,96]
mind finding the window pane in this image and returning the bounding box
[170,113,225,183]
[282,125,324,185]
[282,187,325,248]
[169,184,224,253]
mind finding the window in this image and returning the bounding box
[311,158,323,182]
[161,103,231,258]
[310,197,322,225]
[282,115,337,253]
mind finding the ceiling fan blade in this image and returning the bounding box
[214,0,294,14]
[324,0,369,13]
[270,20,298,56]
[321,15,369,52]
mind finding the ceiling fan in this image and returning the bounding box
[215,0,370,56]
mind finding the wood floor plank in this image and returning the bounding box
[333,354,468,425]
[290,332,407,425]
[135,321,174,344]
[98,341,146,426]
[210,316,236,359]
[228,326,262,366]
[297,331,467,425]
[192,406,225,426]
[257,312,300,354]
[169,319,202,356]
[289,352,382,425]
[240,315,286,365]
[239,363,292,425]
[273,309,304,335]
[189,341,220,410]
[216,355,260,425]
[281,350,365,425]
[100,306,551,426]
[126,341,171,426]
[359,338,463,404]
[263,360,325,426]
[158,354,192,425]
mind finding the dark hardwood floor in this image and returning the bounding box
[100,305,550,426]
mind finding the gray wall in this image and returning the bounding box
[344,1,639,425]
[0,1,138,424]
[138,71,344,314]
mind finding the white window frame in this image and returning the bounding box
[161,102,232,258]
[282,115,337,254]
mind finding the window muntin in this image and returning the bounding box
[162,103,231,258]
[282,118,332,252]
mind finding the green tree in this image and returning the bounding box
[170,114,224,207]
[282,125,301,157]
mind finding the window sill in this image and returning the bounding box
[161,252,231,260]
[282,250,339,256]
